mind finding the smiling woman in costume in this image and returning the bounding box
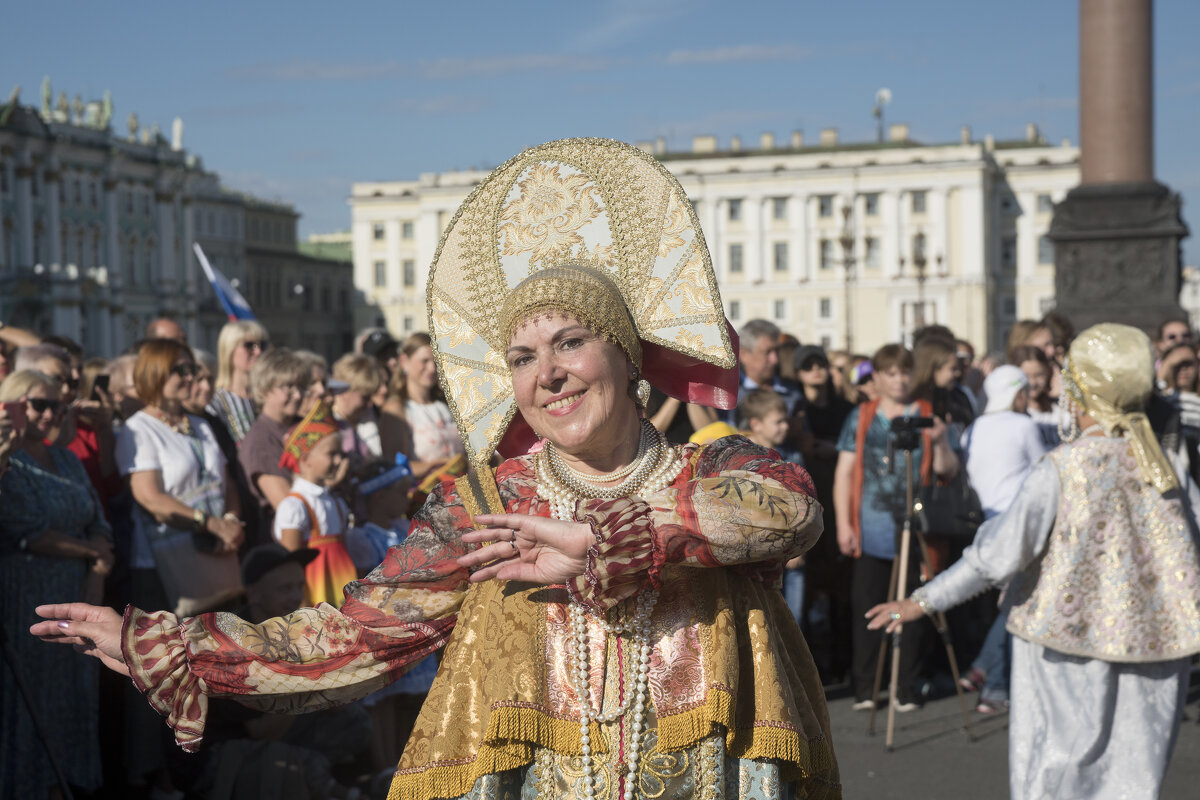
[32,139,839,800]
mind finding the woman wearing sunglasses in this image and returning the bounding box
[208,320,270,444]
[0,368,113,798]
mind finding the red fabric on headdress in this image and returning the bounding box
[496,321,740,459]
[280,401,342,472]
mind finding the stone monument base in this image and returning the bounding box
[1050,181,1189,331]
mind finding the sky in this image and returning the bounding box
[6,0,1200,262]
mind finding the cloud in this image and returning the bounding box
[569,0,688,52]
[664,44,815,66]
[226,60,407,81]
[187,100,305,120]
[417,53,608,80]
[390,95,490,116]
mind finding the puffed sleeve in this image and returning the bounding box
[121,478,476,752]
[914,457,1060,613]
[568,436,823,614]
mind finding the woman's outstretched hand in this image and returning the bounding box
[865,597,926,634]
[458,512,593,585]
[30,603,129,677]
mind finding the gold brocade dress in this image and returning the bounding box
[120,437,841,800]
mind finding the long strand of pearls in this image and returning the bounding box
[538,421,684,799]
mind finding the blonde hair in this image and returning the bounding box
[0,369,59,403]
[249,347,310,405]
[386,332,445,417]
[332,353,386,397]
[215,320,269,391]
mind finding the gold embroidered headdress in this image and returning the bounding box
[427,137,738,470]
[1061,323,1179,493]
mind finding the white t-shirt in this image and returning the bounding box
[116,411,227,569]
[960,411,1051,518]
[405,400,464,462]
[273,477,350,543]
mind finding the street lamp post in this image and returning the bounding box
[839,205,856,353]
[913,244,928,329]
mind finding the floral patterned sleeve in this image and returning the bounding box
[568,436,822,614]
[120,479,475,752]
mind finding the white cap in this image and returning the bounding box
[983,365,1029,414]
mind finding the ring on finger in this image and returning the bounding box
[510,539,517,554]
[890,612,901,621]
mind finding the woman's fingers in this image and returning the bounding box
[457,538,520,569]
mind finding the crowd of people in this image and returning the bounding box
[3,136,1199,800]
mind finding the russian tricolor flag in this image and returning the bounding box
[194,243,255,321]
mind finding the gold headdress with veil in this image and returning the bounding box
[426,138,739,480]
[1062,323,1179,493]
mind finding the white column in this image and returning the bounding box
[960,181,986,280]
[883,190,902,279]
[748,195,765,283]
[45,163,63,269]
[805,195,819,281]
[793,192,809,282]
[15,157,35,266]
[937,188,951,275]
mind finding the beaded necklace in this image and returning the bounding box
[536,420,682,800]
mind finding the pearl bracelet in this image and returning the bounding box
[911,590,933,616]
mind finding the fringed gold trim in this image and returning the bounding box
[387,687,840,800]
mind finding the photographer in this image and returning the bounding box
[833,344,959,711]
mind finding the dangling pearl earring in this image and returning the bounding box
[630,371,651,408]
[1058,392,1080,443]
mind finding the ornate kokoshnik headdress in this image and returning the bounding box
[426,138,739,494]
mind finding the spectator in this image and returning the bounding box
[187,349,255,540]
[777,333,801,383]
[0,320,40,381]
[834,344,959,711]
[69,355,121,504]
[1004,320,1041,364]
[957,366,1051,713]
[1157,341,1200,480]
[1011,345,1060,449]
[850,358,877,404]
[145,317,187,344]
[209,320,270,443]
[719,319,802,425]
[1028,311,1074,367]
[793,344,855,681]
[913,337,976,435]
[275,402,356,608]
[240,348,310,528]
[0,368,113,798]
[828,349,852,400]
[1154,316,1193,359]
[380,333,463,481]
[116,338,245,618]
[106,352,142,421]
[330,353,387,466]
[295,349,331,419]
[360,328,400,379]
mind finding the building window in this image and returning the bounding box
[819,298,832,319]
[729,244,743,273]
[820,335,832,349]
[403,259,415,287]
[864,237,880,270]
[89,180,98,208]
[1002,296,1017,316]
[403,316,414,332]
[911,191,927,214]
[1000,235,1017,273]
[818,195,834,218]
[729,300,741,320]
[772,197,788,220]
[321,285,331,312]
[372,222,385,241]
[402,221,414,239]
[819,238,835,270]
[773,242,788,272]
[374,260,386,287]
[864,193,880,216]
[912,233,927,261]
[338,289,348,311]
[1036,194,1054,213]
[773,299,786,320]
[728,198,743,222]
[72,179,82,205]
[1037,235,1054,264]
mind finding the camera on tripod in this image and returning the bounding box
[889,415,934,452]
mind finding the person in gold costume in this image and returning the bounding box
[32,139,840,800]
[869,323,1200,800]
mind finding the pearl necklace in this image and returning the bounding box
[571,589,658,800]
[537,424,683,800]
[553,421,654,484]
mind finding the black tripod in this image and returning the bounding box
[0,617,75,799]
[865,418,974,749]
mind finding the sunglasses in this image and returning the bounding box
[800,359,829,371]
[1175,361,1198,370]
[171,362,201,379]
[242,340,269,352]
[28,398,62,414]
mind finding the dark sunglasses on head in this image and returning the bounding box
[242,340,268,352]
[800,359,829,371]
[28,398,61,414]
[171,362,201,379]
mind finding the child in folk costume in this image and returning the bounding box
[275,401,358,608]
